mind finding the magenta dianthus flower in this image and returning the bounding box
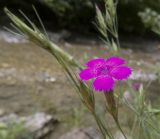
[79,56,132,92]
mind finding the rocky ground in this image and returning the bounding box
[0,30,160,138]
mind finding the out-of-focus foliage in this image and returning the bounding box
[0,122,28,139]
[43,0,160,33]
[139,8,160,34]
[43,0,96,30]
[44,0,92,16]
[2,0,160,33]
[117,0,160,33]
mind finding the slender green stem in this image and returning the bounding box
[93,113,114,139]
[114,118,127,139]
[93,114,107,139]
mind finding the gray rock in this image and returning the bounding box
[36,72,56,83]
[0,31,27,43]
[58,127,100,139]
[25,113,57,139]
[0,112,58,139]
[130,71,157,81]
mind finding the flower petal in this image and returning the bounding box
[86,58,105,68]
[92,75,114,91]
[105,56,125,67]
[110,66,132,80]
[79,68,94,80]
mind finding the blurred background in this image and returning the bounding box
[1,0,160,34]
[0,0,160,139]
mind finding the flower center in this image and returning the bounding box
[93,65,112,76]
[99,66,108,75]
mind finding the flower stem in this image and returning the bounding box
[93,113,114,139]
[114,118,127,139]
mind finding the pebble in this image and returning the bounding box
[58,127,100,139]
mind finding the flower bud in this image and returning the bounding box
[104,91,118,121]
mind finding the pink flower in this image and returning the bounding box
[79,56,132,92]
